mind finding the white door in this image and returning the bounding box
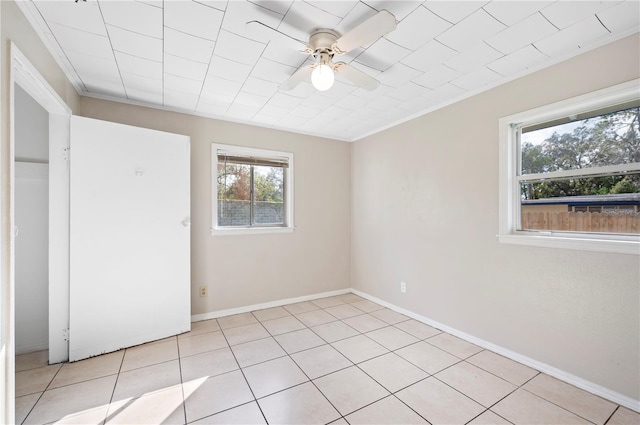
[69,116,190,361]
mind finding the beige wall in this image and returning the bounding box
[351,33,640,400]
[79,98,351,315]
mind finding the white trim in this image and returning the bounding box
[502,80,639,130]
[47,114,71,364]
[4,43,73,425]
[191,288,350,322]
[518,163,640,183]
[211,226,295,236]
[211,143,294,235]
[0,5,6,418]
[11,44,72,367]
[498,233,640,255]
[15,343,49,356]
[11,46,71,116]
[498,79,640,254]
[350,289,640,412]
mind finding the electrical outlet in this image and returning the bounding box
[400,281,406,293]
[199,286,208,297]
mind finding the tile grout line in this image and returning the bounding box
[431,372,511,418]
[463,406,513,425]
[348,361,432,423]
[463,349,541,387]
[479,370,598,423]
[392,392,435,425]
[254,296,434,422]
[260,311,353,424]
[518,386,601,424]
[101,347,128,425]
[458,355,535,424]
[15,365,62,424]
[307,322,361,345]
[339,315,525,424]
[185,399,257,425]
[175,335,188,425]
[17,362,64,425]
[341,321,485,423]
[183,324,262,423]
[216,314,270,425]
[249,296,373,421]
[395,341,536,423]
[603,406,620,425]
[323,298,458,420]
[110,339,184,422]
[89,340,181,377]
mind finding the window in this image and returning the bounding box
[211,143,294,235]
[499,80,640,254]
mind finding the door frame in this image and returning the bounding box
[2,42,71,424]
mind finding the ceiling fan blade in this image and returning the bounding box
[332,10,397,54]
[280,65,314,91]
[246,20,309,51]
[334,63,379,91]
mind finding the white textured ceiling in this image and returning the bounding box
[17,0,640,141]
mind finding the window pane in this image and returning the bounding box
[521,107,640,175]
[252,165,284,225]
[217,162,251,226]
[520,173,640,234]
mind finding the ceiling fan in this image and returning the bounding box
[247,10,397,92]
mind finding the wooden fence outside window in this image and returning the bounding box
[521,211,640,234]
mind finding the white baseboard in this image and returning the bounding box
[351,289,640,413]
[190,288,351,322]
[15,343,48,356]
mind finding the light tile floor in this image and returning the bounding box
[15,293,640,424]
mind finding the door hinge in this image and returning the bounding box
[63,328,70,342]
[63,147,70,161]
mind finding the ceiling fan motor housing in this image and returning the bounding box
[274,11,397,91]
[309,29,340,56]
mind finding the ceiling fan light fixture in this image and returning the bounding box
[257,11,397,92]
[311,64,334,91]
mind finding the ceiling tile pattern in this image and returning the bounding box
[17,0,640,141]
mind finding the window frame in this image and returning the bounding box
[498,79,640,255]
[211,143,294,236]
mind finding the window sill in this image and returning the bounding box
[211,226,295,236]
[497,233,640,255]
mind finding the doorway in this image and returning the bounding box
[14,84,49,356]
[2,43,72,425]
